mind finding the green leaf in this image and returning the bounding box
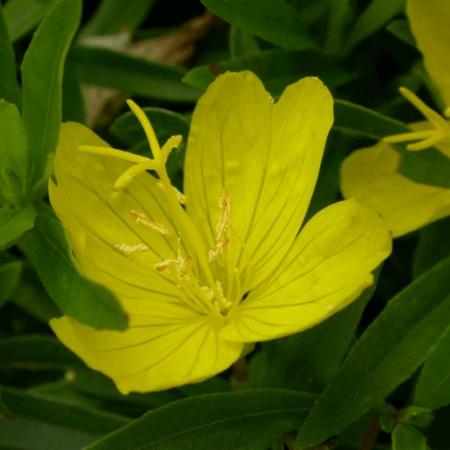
[110,107,189,147]
[398,149,450,189]
[400,407,433,427]
[324,0,354,55]
[184,50,355,95]
[306,132,352,219]
[80,0,155,37]
[62,58,86,123]
[386,19,416,47]
[0,385,128,450]
[3,0,55,42]
[201,0,315,50]
[344,0,405,53]
[87,389,315,450]
[11,272,60,322]
[413,218,450,278]
[0,335,81,369]
[21,0,81,191]
[229,26,261,58]
[0,260,22,308]
[415,325,450,410]
[71,45,200,103]
[0,206,36,249]
[19,204,127,331]
[392,424,428,450]
[334,99,408,138]
[69,367,184,412]
[296,257,450,449]
[249,282,377,392]
[0,100,28,192]
[0,4,19,105]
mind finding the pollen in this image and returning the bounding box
[114,243,149,256]
[208,189,231,261]
[130,210,170,235]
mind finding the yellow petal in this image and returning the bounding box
[407,0,450,109]
[221,200,391,342]
[50,122,182,299]
[341,142,450,237]
[50,123,244,393]
[51,305,243,393]
[184,71,333,291]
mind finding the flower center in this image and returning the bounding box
[383,87,450,151]
[79,100,237,317]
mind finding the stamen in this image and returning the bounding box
[114,243,149,256]
[114,161,157,190]
[130,210,170,235]
[79,145,149,164]
[208,281,232,314]
[383,87,450,151]
[208,189,231,261]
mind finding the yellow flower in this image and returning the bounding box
[49,71,391,394]
[341,0,450,237]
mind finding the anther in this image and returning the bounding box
[130,210,170,235]
[114,243,149,256]
[208,189,231,261]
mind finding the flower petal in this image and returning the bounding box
[184,71,333,290]
[220,200,391,342]
[341,142,450,237]
[51,304,243,393]
[50,122,183,302]
[407,0,450,109]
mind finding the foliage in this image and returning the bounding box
[0,0,449,449]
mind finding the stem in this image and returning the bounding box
[359,417,380,450]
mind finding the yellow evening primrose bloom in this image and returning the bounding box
[49,72,391,394]
[341,0,450,237]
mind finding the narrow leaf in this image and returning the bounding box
[3,0,55,42]
[201,0,315,50]
[71,45,200,102]
[0,206,36,249]
[0,100,28,188]
[414,325,450,410]
[0,261,22,308]
[0,4,19,104]
[21,0,81,190]
[0,385,128,450]
[87,389,315,450]
[0,335,81,369]
[413,218,450,278]
[184,50,354,95]
[344,0,405,53]
[80,0,155,37]
[296,257,450,449]
[398,148,450,189]
[229,26,261,58]
[334,99,408,138]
